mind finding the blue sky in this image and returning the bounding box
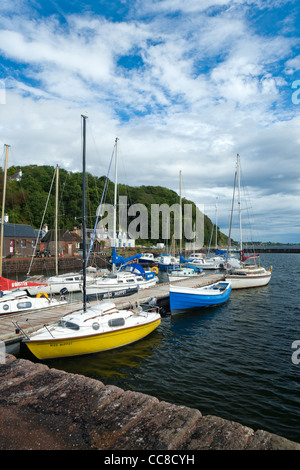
[0,0,299,243]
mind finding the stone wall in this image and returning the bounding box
[0,354,299,451]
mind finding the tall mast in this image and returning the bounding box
[81,114,87,312]
[215,196,218,250]
[237,154,242,253]
[226,158,237,264]
[112,137,119,273]
[0,145,9,277]
[55,164,59,276]
[179,169,182,255]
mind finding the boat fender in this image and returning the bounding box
[37,292,49,299]
[270,266,273,272]
[151,266,159,274]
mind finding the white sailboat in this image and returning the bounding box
[0,145,67,315]
[26,165,97,296]
[0,288,67,316]
[24,115,161,359]
[85,138,158,297]
[225,154,272,289]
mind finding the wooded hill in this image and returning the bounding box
[1,165,229,247]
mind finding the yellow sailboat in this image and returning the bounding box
[24,300,161,359]
[24,115,161,359]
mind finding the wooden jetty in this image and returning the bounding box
[0,273,225,352]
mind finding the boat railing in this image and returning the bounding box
[11,319,31,340]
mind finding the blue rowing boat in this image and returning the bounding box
[169,281,232,314]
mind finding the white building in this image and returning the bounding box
[95,227,135,248]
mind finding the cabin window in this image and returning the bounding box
[108,317,125,327]
[58,320,80,330]
[2,305,9,311]
[17,302,32,309]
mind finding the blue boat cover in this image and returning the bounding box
[180,253,192,263]
[119,262,155,280]
[111,247,142,267]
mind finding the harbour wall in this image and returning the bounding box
[0,354,299,451]
[3,247,299,275]
[2,255,108,275]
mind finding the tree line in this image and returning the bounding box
[0,164,229,247]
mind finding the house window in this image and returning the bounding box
[21,239,26,248]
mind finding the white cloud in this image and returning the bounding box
[0,2,299,242]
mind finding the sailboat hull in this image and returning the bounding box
[24,317,161,359]
[225,272,271,289]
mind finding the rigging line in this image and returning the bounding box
[26,167,57,276]
[86,144,115,266]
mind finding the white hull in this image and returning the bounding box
[226,270,272,289]
[26,273,96,295]
[86,276,158,296]
[0,290,67,316]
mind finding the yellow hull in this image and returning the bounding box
[25,318,161,359]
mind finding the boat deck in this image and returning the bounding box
[0,273,224,350]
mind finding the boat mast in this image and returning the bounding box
[215,196,218,250]
[55,164,59,276]
[237,154,243,253]
[226,157,237,265]
[112,137,119,273]
[179,169,182,256]
[0,144,9,277]
[81,114,87,312]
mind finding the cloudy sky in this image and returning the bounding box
[0,0,299,243]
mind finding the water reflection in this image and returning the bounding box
[37,327,164,382]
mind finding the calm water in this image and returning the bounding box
[21,253,300,443]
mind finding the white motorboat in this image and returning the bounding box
[157,254,180,271]
[139,253,158,266]
[168,265,204,282]
[188,254,225,270]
